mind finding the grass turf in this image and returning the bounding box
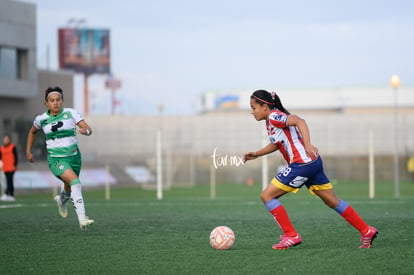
[1,181,414,274]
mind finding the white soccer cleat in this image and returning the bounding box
[7,195,15,202]
[0,195,15,202]
[54,195,68,218]
[79,216,94,230]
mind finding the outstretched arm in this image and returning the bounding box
[244,143,278,163]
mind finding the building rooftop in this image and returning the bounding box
[198,85,414,113]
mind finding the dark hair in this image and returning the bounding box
[45,86,64,100]
[251,89,290,114]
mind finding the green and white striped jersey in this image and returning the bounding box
[33,108,83,157]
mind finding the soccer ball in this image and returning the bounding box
[209,226,235,250]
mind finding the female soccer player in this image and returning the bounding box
[243,89,378,249]
[26,86,94,229]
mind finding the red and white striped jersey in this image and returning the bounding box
[266,110,315,164]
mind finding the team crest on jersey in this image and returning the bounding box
[63,113,68,119]
[274,114,283,121]
[59,164,64,170]
[270,112,285,121]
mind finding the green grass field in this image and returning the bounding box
[1,181,414,274]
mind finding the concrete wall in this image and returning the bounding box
[73,111,414,184]
[79,112,414,159]
[0,0,37,99]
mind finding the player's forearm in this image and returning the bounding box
[293,117,312,147]
[255,143,278,157]
[26,132,35,155]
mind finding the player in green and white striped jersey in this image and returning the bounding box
[26,86,94,229]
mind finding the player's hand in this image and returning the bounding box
[305,144,319,158]
[26,152,34,162]
[243,152,258,163]
[79,128,92,136]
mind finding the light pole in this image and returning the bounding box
[390,74,401,198]
[105,75,122,115]
[156,104,164,200]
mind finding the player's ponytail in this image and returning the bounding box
[251,90,290,114]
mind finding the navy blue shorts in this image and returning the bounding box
[272,156,332,195]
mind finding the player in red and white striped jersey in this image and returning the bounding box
[244,89,377,250]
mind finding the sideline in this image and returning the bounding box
[1,198,412,210]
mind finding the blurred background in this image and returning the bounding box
[1,0,413,196]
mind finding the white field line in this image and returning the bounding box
[0,199,411,210]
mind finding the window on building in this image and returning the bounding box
[0,47,28,80]
[17,49,28,80]
[0,47,17,79]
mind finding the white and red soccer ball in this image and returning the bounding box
[209,226,235,250]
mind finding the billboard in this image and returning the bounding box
[58,28,110,74]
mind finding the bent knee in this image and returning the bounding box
[260,192,269,203]
[261,189,286,203]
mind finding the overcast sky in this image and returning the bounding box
[26,0,414,115]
